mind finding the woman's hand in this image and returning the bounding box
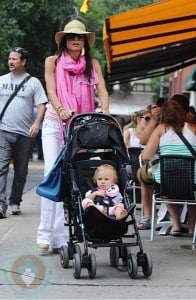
[57,106,74,120]
[101,108,110,114]
[151,105,161,122]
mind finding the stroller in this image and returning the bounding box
[61,113,152,279]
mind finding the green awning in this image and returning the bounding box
[185,66,196,91]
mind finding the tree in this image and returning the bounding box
[0,0,156,92]
[75,0,155,93]
[0,0,76,82]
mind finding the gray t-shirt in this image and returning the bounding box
[0,72,48,136]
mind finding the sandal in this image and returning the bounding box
[137,217,151,230]
[169,229,182,237]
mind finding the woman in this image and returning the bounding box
[123,109,151,149]
[141,100,196,236]
[37,19,109,254]
[124,109,154,230]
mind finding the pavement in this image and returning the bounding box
[0,158,196,300]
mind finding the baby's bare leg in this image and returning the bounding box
[115,206,128,220]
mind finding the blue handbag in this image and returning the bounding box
[36,145,67,202]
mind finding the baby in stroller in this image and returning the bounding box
[59,113,152,279]
[82,164,128,220]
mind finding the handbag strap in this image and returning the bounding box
[176,132,196,157]
[0,75,31,121]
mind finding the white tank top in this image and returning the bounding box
[127,128,144,148]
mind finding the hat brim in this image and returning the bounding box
[55,30,95,48]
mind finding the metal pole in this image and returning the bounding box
[159,75,164,97]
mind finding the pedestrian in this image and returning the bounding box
[82,164,128,220]
[36,19,109,254]
[0,47,47,218]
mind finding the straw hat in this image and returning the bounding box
[55,20,95,48]
[136,164,153,186]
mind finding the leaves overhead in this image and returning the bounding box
[0,0,154,89]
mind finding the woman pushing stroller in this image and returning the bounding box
[82,164,128,220]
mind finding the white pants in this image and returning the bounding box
[36,119,69,248]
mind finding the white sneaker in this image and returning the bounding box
[37,243,49,255]
[9,204,22,215]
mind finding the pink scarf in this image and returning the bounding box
[55,53,98,115]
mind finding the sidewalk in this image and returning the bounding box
[0,159,196,299]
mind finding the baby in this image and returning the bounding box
[82,164,128,220]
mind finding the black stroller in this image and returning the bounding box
[60,113,152,279]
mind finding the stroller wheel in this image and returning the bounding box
[60,245,69,268]
[87,253,96,279]
[127,254,138,279]
[110,246,119,268]
[73,253,81,279]
[74,244,82,261]
[142,253,153,277]
[122,247,132,266]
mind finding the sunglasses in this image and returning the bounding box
[10,47,29,60]
[140,116,151,122]
[66,33,86,41]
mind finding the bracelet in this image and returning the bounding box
[56,105,62,111]
[57,108,64,116]
[56,105,63,115]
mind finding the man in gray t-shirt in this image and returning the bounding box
[0,47,48,218]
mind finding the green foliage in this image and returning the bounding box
[0,0,157,93]
[0,5,24,73]
[150,75,170,102]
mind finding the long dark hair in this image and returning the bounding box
[160,100,188,133]
[56,34,93,82]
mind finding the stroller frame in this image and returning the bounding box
[60,113,152,279]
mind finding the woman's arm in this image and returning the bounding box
[123,128,131,149]
[141,125,163,162]
[45,56,73,119]
[93,58,109,114]
[139,105,160,145]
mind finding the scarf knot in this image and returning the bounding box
[61,53,86,75]
[55,52,98,138]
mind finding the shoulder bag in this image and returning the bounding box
[0,75,31,120]
[176,132,196,158]
[36,145,67,202]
